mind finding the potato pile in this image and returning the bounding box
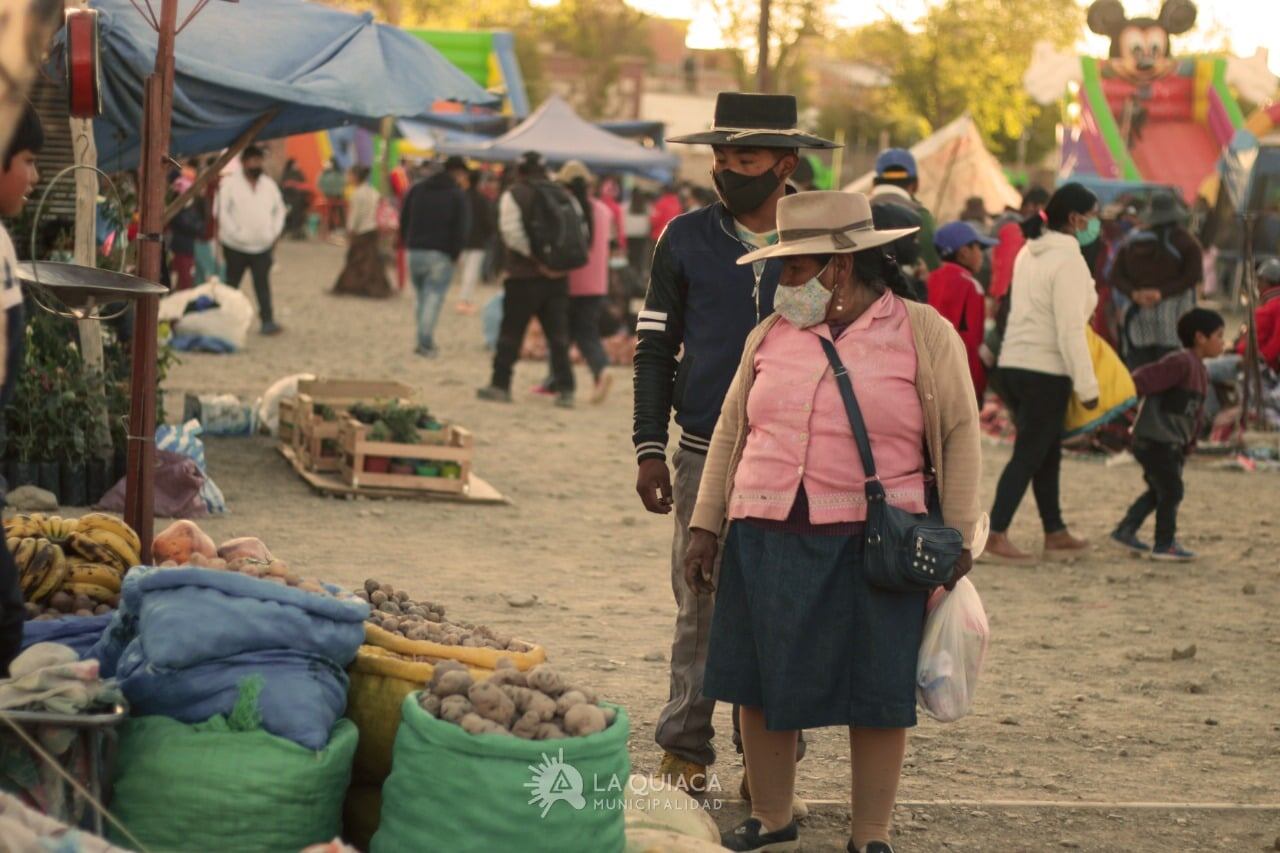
[356,579,532,652]
[25,592,113,620]
[419,661,616,739]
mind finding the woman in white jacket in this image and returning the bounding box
[985,183,1101,563]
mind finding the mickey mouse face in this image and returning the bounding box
[1118,24,1169,70]
[1088,0,1198,82]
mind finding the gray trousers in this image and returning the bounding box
[655,448,806,767]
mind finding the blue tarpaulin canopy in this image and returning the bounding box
[55,0,497,170]
[437,96,679,179]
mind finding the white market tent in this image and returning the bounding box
[844,115,1022,222]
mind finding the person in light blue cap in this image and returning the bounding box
[927,221,999,402]
[869,147,940,273]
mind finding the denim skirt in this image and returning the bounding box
[702,521,927,731]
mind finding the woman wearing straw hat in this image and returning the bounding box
[684,191,983,853]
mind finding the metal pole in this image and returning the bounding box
[756,0,770,93]
[124,0,178,562]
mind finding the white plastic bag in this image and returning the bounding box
[916,577,989,722]
[256,373,315,437]
[158,280,256,349]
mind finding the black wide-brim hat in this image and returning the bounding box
[667,93,839,150]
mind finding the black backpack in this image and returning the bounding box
[523,179,590,271]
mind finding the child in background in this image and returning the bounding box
[0,103,44,675]
[167,174,205,290]
[928,221,997,402]
[1111,308,1225,562]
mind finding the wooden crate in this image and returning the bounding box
[339,418,473,495]
[278,397,300,447]
[291,379,416,473]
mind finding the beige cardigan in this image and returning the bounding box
[689,299,984,547]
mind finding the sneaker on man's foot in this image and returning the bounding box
[657,752,708,795]
[554,391,575,409]
[722,817,799,852]
[476,386,512,403]
[1109,528,1150,555]
[1150,543,1196,562]
[530,383,557,398]
[260,321,283,336]
[590,372,614,404]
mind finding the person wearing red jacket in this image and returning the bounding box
[649,185,683,242]
[1236,258,1280,370]
[928,221,997,402]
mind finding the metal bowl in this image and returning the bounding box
[15,261,168,308]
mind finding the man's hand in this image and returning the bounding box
[537,262,561,278]
[684,528,719,594]
[1133,288,1163,308]
[944,549,973,591]
[636,458,673,514]
[1081,398,1100,410]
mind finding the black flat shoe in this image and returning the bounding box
[847,841,894,853]
[722,817,799,851]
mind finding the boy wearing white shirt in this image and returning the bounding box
[0,103,43,675]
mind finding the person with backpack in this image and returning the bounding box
[869,148,940,299]
[634,92,837,810]
[478,150,589,409]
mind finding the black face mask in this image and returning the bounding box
[245,167,264,180]
[712,166,782,216]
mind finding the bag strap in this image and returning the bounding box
[818,336,886,502]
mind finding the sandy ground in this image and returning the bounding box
[161,239,1280,852]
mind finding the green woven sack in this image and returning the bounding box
[109,714,358,852]
[372,694,630,853]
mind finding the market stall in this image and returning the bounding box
[0,513,731,852]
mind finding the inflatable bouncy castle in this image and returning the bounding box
[1025,0,1277,202]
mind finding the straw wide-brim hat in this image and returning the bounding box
[556,159,593,185]
[737,191,918,266]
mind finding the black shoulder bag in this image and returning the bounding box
[818,337,963,592]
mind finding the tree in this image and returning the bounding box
[822,0,1083,162]
[706,0,832,96]
[538,0,651,118]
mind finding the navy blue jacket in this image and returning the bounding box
[400,172,470,260]
[632,201,780,462]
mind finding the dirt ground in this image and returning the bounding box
[162,240,1280,852]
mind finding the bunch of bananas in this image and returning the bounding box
[5,513,142,608]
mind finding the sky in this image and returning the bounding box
[621,0,1280,75]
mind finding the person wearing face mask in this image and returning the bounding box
[927,221,998,404]
[683,191,982,853]
[984,182,1102,564]
[1108,193,1204,369]
[633,92,838,800]
[216,144,287,335]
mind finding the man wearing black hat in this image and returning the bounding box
[1109,193,1203,368]
[633,92,837,798]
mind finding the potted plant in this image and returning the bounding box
[379,401,424,446]
[389,458,416,475]
[363,421,392,473]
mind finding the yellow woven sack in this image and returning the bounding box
[345,629,546,786]
[1064,327,1137,437]
[342,782,383,852]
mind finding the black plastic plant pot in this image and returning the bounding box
[60,463,88,508]
[87,458,108,505]
[13,460,37,488]
[37,461,60,499]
